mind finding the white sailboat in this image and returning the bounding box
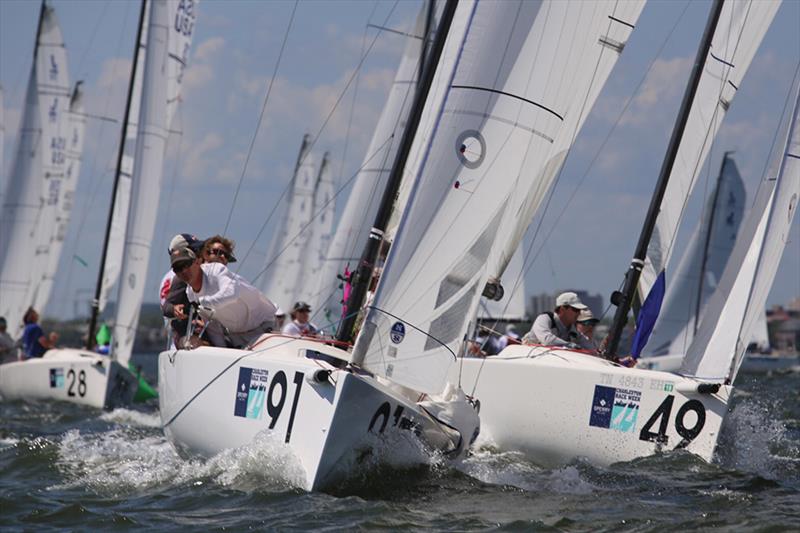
[260,135,317,311]
[638,154,746,371]
[295,152,335,307]
[0,0,197,409]
[0,1,71,335]
[159,0,480,492]
[457,0,787,467]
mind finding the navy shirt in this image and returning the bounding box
[22,323,46,359]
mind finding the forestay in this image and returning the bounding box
[644,155,745,356]
[682,80,800,382]
[296,153,335,308]
[353,0,643,395]
[33,82,88,313]
[314,7,427,325]
[0,4,70,333]
[261,135,317,311]
[113,0,197,366]
[638,0,780,304]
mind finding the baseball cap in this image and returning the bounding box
[168,233,204,255]
[170,247,197,267]
[577,309,599,324]
[555,291,587,310]
[275,308,286,317]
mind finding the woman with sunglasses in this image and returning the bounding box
[201,235,237,265]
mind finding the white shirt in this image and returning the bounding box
[282,319,319,337]
[158,269,174,306]
[523,312,575,346]
[186,263,277,334]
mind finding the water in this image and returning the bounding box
[2,355,798,531]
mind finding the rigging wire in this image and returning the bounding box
[222,0,300,236]
[233,0,401,270]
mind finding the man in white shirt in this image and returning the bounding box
[171,248,277,348]
[281,301,320,337]
[522,291,587,347]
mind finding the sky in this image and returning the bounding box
[0,0,798,321]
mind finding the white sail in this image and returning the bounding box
[638,0,780,303]
[100,0,151,312]
[113,0,197,366]
[314,8,427,326]
[261,136,317,311]
[297,153,335,308]
[644,155,745,356]
[353,0,643,395]
[0,4,70,332]
[33,82,87,313]
[478,245,526,321]
[749,310,770,352]
[681,80,800,382]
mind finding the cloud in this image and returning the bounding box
[183,37,225,94]
[181,131,224,181]
[194,36,225,62]
[621,56,690,126]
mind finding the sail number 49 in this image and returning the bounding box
[639,395,706,447]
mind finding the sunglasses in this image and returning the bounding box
[207,248,230,260]
[173,260,193,274]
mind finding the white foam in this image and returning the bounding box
[52,427,309,495]
[99,408,161,428]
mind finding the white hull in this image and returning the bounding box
[0,348,138,409]
[454,345,730,466]
[159,335,477,492]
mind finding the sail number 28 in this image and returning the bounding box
[638,395,706,447]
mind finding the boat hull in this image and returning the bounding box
[159,336,470,491]
[0,348,138,409]
[454,345,730,466]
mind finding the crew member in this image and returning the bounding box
[282,301,320,337]
[522,292,587,347]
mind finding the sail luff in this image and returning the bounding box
[297,152,334,309]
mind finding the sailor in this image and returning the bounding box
[282,301,320,337]
[172,248,277,348]
[575,308,601,352]
[0,317,18,363]
[200,234,238,265]
[493,323,521,353]
[161,233,205,346]
[274,308,287,331]
[20,308,58,359]
[522,292,587,347]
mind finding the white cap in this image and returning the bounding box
[577,309,599,323]
[555,291,587,310]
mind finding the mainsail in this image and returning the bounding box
[113,0,197,365]
[353,0,644,395]
[637,0,780,313]
[0,3,70,332]
[314,6,428,326]
[33,82,88,313]
[681,79,800,382]
[644,154,745,356]
[478,245,526,321]
[261,135,317,311]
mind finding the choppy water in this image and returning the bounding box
[1,354,798,531]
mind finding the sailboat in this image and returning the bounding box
[638,153,746,371]
[159,0,480,492]
[259,135,318,310]
[0,0,197,409]
[0,1,71,336]
[456,0,789,466]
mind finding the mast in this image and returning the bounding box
[606,0,725,358]
[693,151,732,334]
[336,0,458,344]
[87,0,147,349]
